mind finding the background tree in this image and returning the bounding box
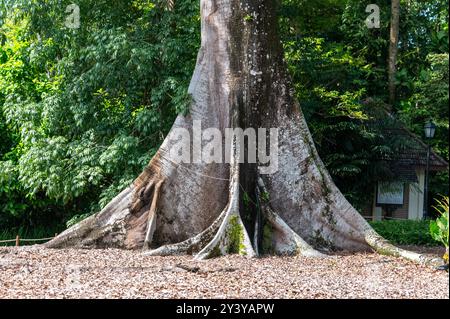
[388,0,400,105]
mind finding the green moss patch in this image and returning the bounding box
[227,215,246,255]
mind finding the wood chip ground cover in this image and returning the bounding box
[0,247,448,299]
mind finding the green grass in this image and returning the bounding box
[369,220,439,246]
[0,225,64,247]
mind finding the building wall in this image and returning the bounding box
[371,188,382,221]
[368,168,425,220]
[390,185,409,219]
[408,168,425,220]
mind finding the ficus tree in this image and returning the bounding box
[42,0,440,265]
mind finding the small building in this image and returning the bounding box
[364,127,448,221]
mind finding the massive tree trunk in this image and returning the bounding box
[388,0,400,105]
[46,0,439,265]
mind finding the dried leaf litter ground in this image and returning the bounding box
[0,246,448,299]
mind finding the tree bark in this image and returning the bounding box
[388,0,400,106]
[46,0,440,266]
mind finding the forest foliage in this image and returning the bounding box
[0,0,448,235]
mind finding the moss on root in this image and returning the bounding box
[321,205,337,230]
[311,229,335,252]
[227,215,246,255]
[207,245,223,259]
[202,214,249,258]
[261,222,274,254]
[261,191,270,203]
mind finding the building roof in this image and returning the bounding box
[382,127,448,171]
[359,101,448,183]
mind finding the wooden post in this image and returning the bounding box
[15,235,20,247]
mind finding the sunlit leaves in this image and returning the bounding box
[0,0,199,226]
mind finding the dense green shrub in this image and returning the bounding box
[0,224,64,246]
[370,220,438,246]
[430,196,449,262]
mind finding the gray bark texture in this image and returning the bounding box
[46,0,441,265]
[388,0,400,105]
